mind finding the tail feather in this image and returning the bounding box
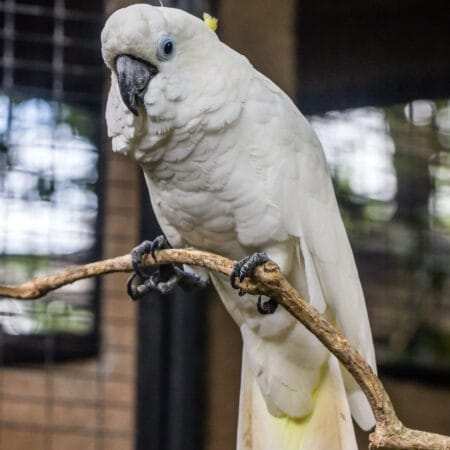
[343,367,375,431]
[237,351,358,450]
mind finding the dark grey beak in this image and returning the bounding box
[115,54,158,116]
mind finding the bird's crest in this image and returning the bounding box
[203,13,218,32]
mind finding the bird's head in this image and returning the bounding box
[102,4,248,159]
[102,4,219,116]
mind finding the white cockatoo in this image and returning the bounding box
[102,5,377,449]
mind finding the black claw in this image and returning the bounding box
[156,274,181,294]
[131,241,153,278]
[127,237,208,300]
[239,252,269,281]
[231,253,278,315]
[257,296,278,314]
[230,262,243,290]
[131,236,170,278]
[150,235,169,260]
[230,252,270,288]
[127,273,140,300]
[127,272,158,301]
[128,236,171,300]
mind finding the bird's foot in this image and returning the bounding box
[127,235,173,300]
[230,252,270,289]
[131,235,169,278]
[127,236,208,300]
[230,252,278,314]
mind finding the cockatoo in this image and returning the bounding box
[102,5,377,449]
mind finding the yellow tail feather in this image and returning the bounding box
[237,352,358,450]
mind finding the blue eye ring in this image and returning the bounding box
[158,36,175,61]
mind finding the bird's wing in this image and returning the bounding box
[241,71,376,429]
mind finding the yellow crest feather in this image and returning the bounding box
[203,13,218,32]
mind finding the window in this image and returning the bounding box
[297,0,450,378]
[0,0,103,363]
[310,100,450,376]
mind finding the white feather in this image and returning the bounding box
[101,5,377,447]
[237,350,358,450]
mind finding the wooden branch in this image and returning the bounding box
[1,248,449,450]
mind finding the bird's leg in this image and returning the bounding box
[127,236,208,300]
[230,252,278,314]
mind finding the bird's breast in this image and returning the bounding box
[156,185,246,257]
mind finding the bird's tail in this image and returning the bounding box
[237,351,358,450]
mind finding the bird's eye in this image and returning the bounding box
[158,37,175,61]
[164,41,173,55]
